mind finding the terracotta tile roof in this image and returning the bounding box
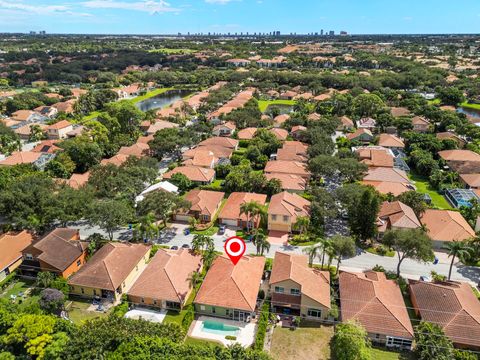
[14,123,47,137]
[213,121,236,132]
[183,145,233,161]
[378,201,421,232]
[100,154,129,167]
[411,116,430,126]
[390,107,411,117]
[265,160,311,178]
[357,117,376,128]
[340,116,354,128]
[198,137,238,149]
[363,167,410,183]
[68,243,150,291]
[269,128,289,141]
[268,192,310,223]
[378,134,405,148]
[439,150,480,163]
[291,125,307,134]
[460,173,480,188]
[273,114,290,126]
[357,148,394,168]
[346,128,373,141]
[128,249,202,304]
[0,231,34,271]
[137,135,154,144]
[118,142,150,158]
[46,120,72,130]
[409,280,480,348]
[218,192,267,222]
[29,228,84,272]
[436,132,466,146]
[163,166,215,183]
[313,93,331,101]
[182,150,217,168]
[362,181,412,196]
[0,151,42,166]
[53,100,75,114]
[32,140,61,153]
[195,255,265,312]
[146,120,179,135]
[65,172,90,189]
[307,113,321,121]
[11,110,34,121]
[339,271,414,339]
[265,173,307,191]
[420,209,475,242]
[237,127,258,140]
[270,252,330,308]
[183,189,225,216]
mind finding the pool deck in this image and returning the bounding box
[124,308,167,323]
[189,315,257,347]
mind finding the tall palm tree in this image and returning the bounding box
[202,244,217,271]
[253,229,270,256]
[187,271,202,296]
[240,201,266,233]
[191,234,212,253]
[134,213,158,243]
[294,216,310,235]
[318,238,333,268]
[303,244,320,267]
[444,241,472,280]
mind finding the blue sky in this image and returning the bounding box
[0,0,479,35]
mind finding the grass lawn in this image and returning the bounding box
[460,101,480,110]
[66,300,110,325]
[130,87,174,104]
[184,337,223,346]
[366,247,395,257]
[427,99,441,105]
[148,48,196,54]
[258,99,296,112]
[371,348,416,360]
[0,280,33,299]
[270,323,333,360]
[191,226,220,236]
[408,173,452,210]
[164,288,198,326]
[82,111,100,122]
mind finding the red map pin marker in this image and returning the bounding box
[224,236,246,265]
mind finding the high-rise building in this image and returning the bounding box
[329,30,335,36]
[320,29,324,35]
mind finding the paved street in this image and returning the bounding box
[74,221,480,286]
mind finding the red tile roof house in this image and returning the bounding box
[127,248,202,310]
[163,166,216,185]
[409,280,480,350]
[377,201,421,238]
[182,150,217,169]
[411,116,431,133]
[174,190,225,224]
[269,128,289,141]
[118,142,150,158]
[346,128,374,143]
[339,271,414,350]
[268,192,310,233]
[0,231,34,282]
[270,252,330,321]
[265,160,311,180]
[438,150,480,174]
[362,167,414,197]
[197,137,239,150]
[265,173,307,193]
[46,120,74,140]
[356,117,377,130]
[378,134,405,149]
[420,209,475,249]
[276,141,309,162]
[194,255,265,322]
[212,121,236,137]
[20,228,87,279]
[218,192,267,230]
[237,127,258,140]
[290,125,307,140]
[32,140,61,154]
[68,243,151,302]
[460,173,480,189]
[0,151,43,167]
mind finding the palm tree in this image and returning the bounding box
[187,271,202,296]
[318,238,334,268]
[240,201,266,233]
[134,213,158,243]
[332,235,356,275]
[191,234,212,253]
[444,241,472,280]
[252,229,270,256]
[294,216,310,235]
[36,271,54,289]
[303,244,320,267]
[202,244,217,271]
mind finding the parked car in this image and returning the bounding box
[182,244,190,249]
[218,225,226,235]
[170,245,178,250]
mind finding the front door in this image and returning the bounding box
[233,310,245,322]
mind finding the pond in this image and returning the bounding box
[136,89,192,112]
[264,104,294,115]
[457,106,480,120]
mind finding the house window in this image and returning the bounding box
[81,288,84,294]
[200,305,205,311]
[290,288,301,296]
[153,300,157,305]
[25,254,33,260]
[93,289,97,296]
[76,260,81,266]
[283,215,289,222]
[271,214,277,221]
[307,309,322,318]
[166,301,180,309]
[226,309,230,316]
[212,307,216,314]
[274,286,284,294]
[141,298,144,303]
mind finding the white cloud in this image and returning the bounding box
[205,0,236,4]
[0,0,80,15]
[81,0,179,14]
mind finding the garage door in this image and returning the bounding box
[220,218,238,227]
[174,215,191,223]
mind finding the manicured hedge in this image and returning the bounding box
[253,303,269,350]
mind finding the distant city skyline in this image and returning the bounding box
[0,0,479,35]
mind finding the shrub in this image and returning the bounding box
[181,305,194,331]
[253,303,269,350]
[111,295,129,317]
[372,264,385,272]
[225,335,237,340]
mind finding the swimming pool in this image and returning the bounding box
[201,320,240,337]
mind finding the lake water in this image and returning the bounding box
[264,104,294,115]
[457,106,480,120]
[136,89,192,112]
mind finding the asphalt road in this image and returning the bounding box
[74,221,480,286]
